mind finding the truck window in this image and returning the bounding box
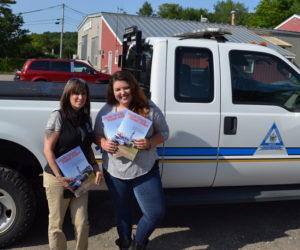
[230,51,300,111]
[125,44,152,96]
[175,47,214,103]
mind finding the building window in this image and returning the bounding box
[108,51,113,74]
[81,35,88,60]
[115,50,118,64]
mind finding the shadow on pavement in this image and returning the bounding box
[150,200,300,250]
[7,191,300,250]
[6,191,114,249]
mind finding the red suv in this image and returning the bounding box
[16,59,111,83]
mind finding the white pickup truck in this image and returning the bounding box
[0,27,299,247]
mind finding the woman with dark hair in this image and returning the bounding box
[43,78,102,250]
[94,71,169,250]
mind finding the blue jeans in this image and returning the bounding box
[103,168,165,244]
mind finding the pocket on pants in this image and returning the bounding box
[43,172,61,188]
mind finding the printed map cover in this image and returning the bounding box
[55,146,95,197]
[102,110,152,161]
[102,110,126,139]
[114,110,152,161]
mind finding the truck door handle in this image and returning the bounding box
[224,117,237,135]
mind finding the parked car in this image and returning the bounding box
[16,59,111,83]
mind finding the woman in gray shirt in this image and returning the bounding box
[94,71,169,250]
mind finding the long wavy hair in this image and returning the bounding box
[60,78,90,120]
[107,71,149,117]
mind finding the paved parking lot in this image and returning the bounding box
[0,73,14,81]
[4,190,300,250]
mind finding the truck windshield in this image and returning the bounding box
[125,44,153,96]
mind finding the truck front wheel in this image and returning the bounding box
[0,165,36,248]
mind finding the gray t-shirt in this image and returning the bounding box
[45,110,62,131]
[45,110,93,140]
[94,101,169,180]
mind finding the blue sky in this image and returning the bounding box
[11,0,261,33]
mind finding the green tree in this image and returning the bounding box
[210,0,250,25]
[0,0,29,57]
[249,0,295,28]
[157,3,183,19]
[23,32,77,59]
[62,32,78,58]
[137,1,155,16]
[0,0,15,7]
[291,0,300,13]
[181,8,210,21]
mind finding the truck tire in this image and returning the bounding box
[0,165,37,248]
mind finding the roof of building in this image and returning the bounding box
[248,26,300,37]
[274,14,300,30]
[260,36,292,48]
[80,12,296,58]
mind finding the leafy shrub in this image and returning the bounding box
[0,58,27,73]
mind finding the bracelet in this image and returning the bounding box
[56,174,62,179]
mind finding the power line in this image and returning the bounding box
[23,22,59,26]
[65,5,86,16]
[24,16,80,25]
[20,4,61,15]
[17,4,87,33]
[25,18,59,24]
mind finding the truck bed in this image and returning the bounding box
[0,81,107,101]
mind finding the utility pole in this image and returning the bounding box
[116,7,123,47]
[59,3,65,59]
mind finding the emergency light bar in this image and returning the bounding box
[174,28,232,42]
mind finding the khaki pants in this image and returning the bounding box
[43,172,89,250]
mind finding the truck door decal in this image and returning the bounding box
[255,123,287,155]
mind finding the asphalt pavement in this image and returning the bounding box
[0,73,14,81]
[5,190,300,250]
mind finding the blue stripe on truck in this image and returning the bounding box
[158,147,300,156]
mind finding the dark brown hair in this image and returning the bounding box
[107,71,149,117]
[60,78,90,120]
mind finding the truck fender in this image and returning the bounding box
[0,121,46,168]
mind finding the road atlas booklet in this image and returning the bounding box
[102,110,152,161]
[102,110,126,139]
[55,146,95,197]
